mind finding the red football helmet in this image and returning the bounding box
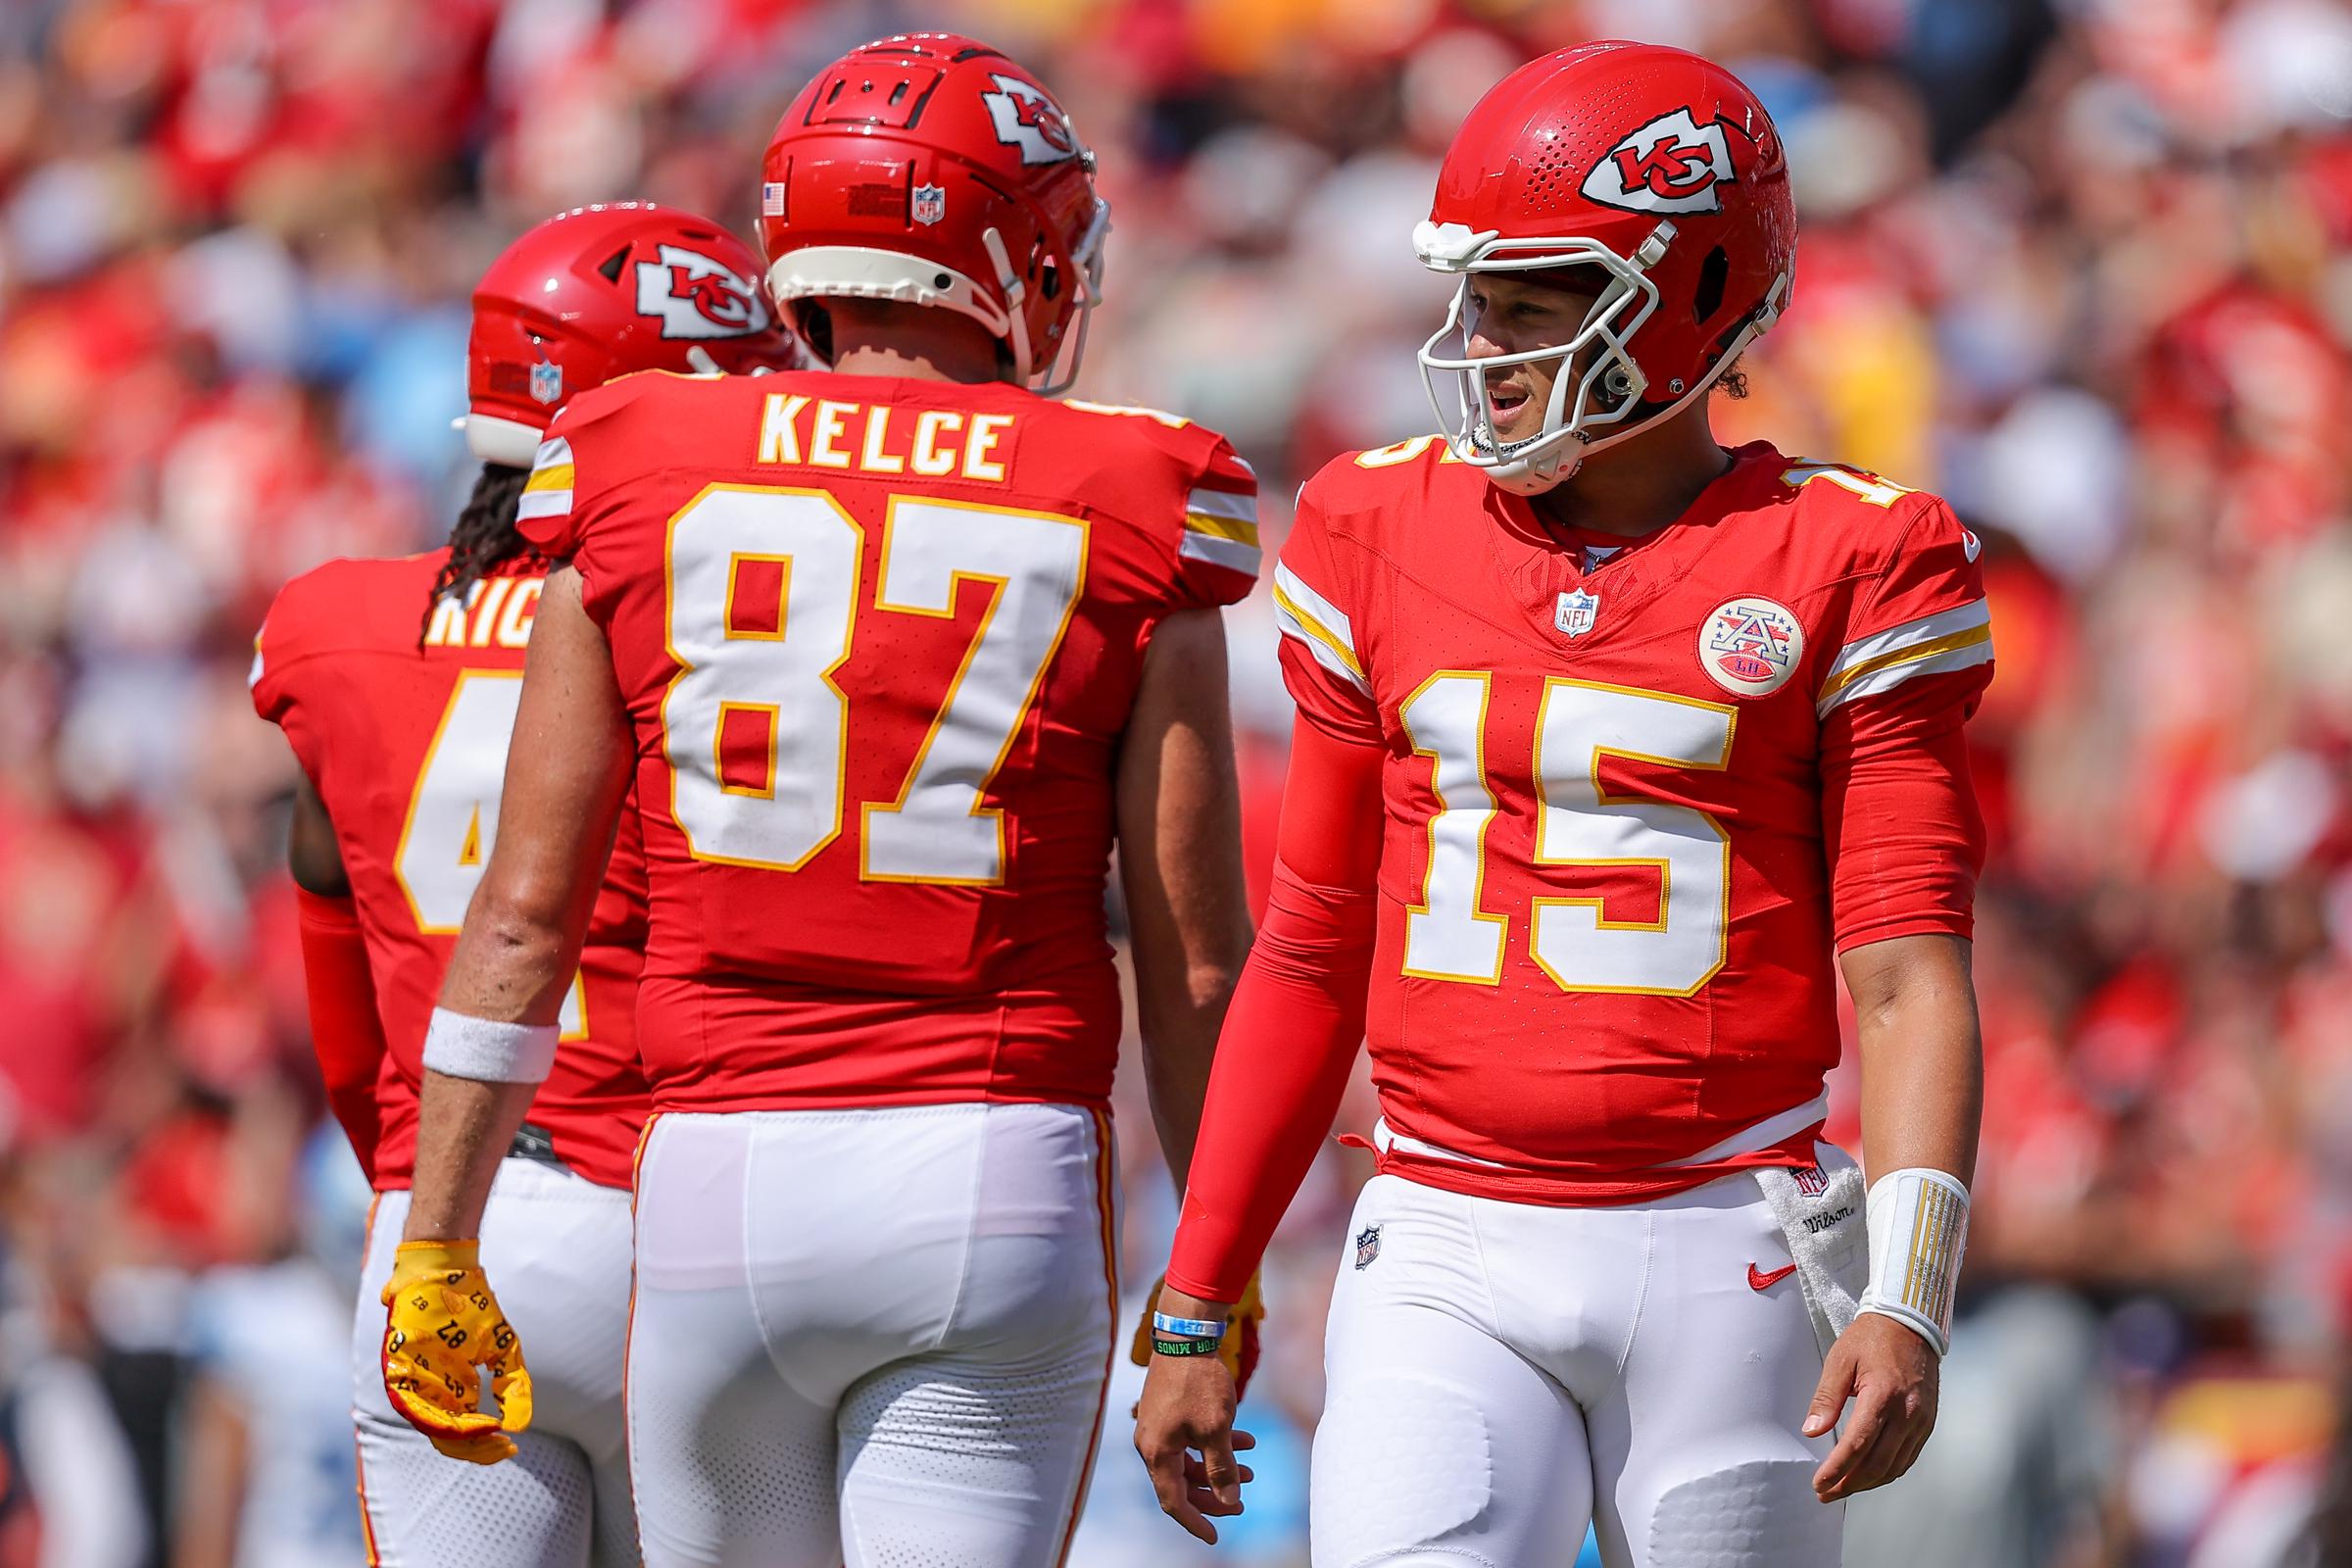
[1416,42,1796,494]
[463,203,798,466]
[758,33,1108,395]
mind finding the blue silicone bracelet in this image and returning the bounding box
[1152,1310,1227,1340]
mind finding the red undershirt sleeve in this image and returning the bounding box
[1820,668,1989,951]
[295,886,388,1186]
[1164,714,1384,1302]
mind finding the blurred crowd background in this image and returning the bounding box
[4,0,2352,1562]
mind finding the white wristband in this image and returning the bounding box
[420,1006,558,1085]
[1855,1167,1970,1356]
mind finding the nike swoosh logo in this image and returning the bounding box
[1748,1262,1797,1292]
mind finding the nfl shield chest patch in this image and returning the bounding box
[1554,589,1599,638]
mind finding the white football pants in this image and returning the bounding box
[1312,1156,1862,1568]
[626,1102,1120,1568]
[353,1158,637,1568]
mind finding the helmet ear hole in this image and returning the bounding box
[794,301,834,363]
[1693,246,1729,323]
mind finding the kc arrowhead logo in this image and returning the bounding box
[1582,108,1736,216]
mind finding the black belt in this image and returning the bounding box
[506,1122,564,1167]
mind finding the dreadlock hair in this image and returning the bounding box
[421,463,540,644]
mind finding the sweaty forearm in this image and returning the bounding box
[1842,932,1982,1354]
[402,1070,539,1240]
[1848,934,1982,1186]
[1137,956,1245,1191]
[439,893,582,1026]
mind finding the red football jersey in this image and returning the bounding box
[515,371,1259,1112]
[252,553,652,1189]
[1274,437,1991,1204]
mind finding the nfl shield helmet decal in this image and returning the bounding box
[1354,1225,1382,1270]
[1555,588,1600,639]
[1698,595,1805,697]
[911,183,947,225]
[528,359,563,406]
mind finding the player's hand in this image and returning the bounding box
[1803,1311,1939,1500]
[1127,1273,1265,1399]
[379,1240,533,1465]
[1134,1289,1256,1545]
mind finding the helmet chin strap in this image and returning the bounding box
[979,227,1034,386]
[1488,443,1582,495]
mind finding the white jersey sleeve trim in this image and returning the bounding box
[1179,530,1261,576]
[1272,570,1369,696]
[1271,562,1366,690]
[1823,599,1988,683]
[1817,637,1993,717]
[518,436,574,523]
[1816,598,1991,717]
[1185,486,1258,527]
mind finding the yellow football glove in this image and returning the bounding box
[379,1239,532,1465]
[1129,1273,1264,1398]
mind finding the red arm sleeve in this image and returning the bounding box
[1164,714,1383,1302]
[1820,670,1988,951]
[295,886,387,1185]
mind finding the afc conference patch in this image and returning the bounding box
[1697,594,1804,697]
[1354,1225,1382,1270]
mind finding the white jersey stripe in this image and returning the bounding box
[1821,599,1988,687]
[1275,601,1372,696]
[515,489,573,522]
[1271,563,1356,661]
[1816,636,1993,716]
[1184,486,1257,525]
[1178,531,1260,576]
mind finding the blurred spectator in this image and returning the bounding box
[6,1,2352,1563]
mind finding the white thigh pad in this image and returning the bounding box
[1312,1377,1494,1565]
[1646,1458,1831,1568]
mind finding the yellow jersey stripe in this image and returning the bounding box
[1818,623,1991,702]
[1271,580,1363,677]
[1184,511,1260,546]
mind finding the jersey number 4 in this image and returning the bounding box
[1400,674,1734,996]
[662,485,1086,884]
[396,670,589,1035]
